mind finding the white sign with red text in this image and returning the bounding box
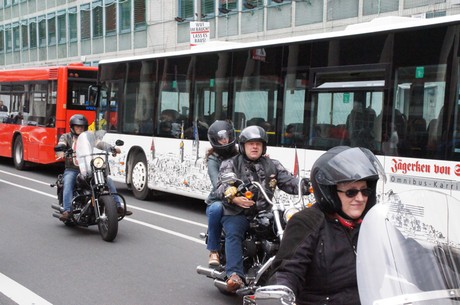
[190,22,210,47]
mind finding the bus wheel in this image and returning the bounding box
[13,136,27,170]
[131,153,151,200]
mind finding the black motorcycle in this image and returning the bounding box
[51,130,128,242]
[196,172,312,296]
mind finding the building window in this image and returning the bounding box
[202,0,214,17]
[38,15,46,47]
[363,0,398,15]
[134,0,146,30]
[5,24,11,52]
[81,4,91,40]
[178,0,193,19]
[21,20,28,50]
[105,0,116,35]
[57,10,66,44]
[93,0,103,38]
[220,0,237,11]
[29,17,37,48]
[68,7,77,42]
[327,0,358,21]
[12,22,19,51]
[48,13,56,46]
[119,0,131,33]
[0,26,4,53]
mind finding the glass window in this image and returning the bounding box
[38,15,46,47]
[202,0,214,17]
[220,0,237,12]
[134,0,146,30]
[80,4,91,40]
[68,7,77,42]
[12,22,19,51]
[29,18,37,48]
[394,65,446,158]
[21,21,28,49]
[363,0,398,15]
[119,0,131,33]
[105,0,116,35]
[93,0,103,38]
[178,0,193,19]
[243,0,263,10]
[57,10,66,44]
[0,26,4,53]
[327,0,358,21]
[5,24,11,52]
[47,13,56,45]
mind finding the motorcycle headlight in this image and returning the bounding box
[283,207,300,223]
[92,157,106,169]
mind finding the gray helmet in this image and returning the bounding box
[310,146,385,218]
[69,114,88,135]
[238,125,268,156]
[207,120,236,158]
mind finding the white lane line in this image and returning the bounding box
[0,179,56,198]
[125,218,205,245]
[0,272,53,305]
[0,170,52,186]
[129,206,207,228]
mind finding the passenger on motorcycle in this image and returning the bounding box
[269,146,385,305]
[215,125,308,293]
[205,120,238,267]
[56,114,132,221]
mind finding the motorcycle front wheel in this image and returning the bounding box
[97,195,119,242]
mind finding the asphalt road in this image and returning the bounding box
[0,157,242,305]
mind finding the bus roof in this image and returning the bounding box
[99,14,460,65]
[0,64,97,82]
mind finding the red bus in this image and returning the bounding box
[0,64,98,169]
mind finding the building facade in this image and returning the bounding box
[0,0,459,68]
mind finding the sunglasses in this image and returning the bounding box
[337,188,373,198]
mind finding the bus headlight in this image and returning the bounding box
[92,157,105,169]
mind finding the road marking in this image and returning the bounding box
[0,179,56,198]
[0,170,52,186]
[0,272,53,305]
[129,206,207,228]
[125,218,206,245]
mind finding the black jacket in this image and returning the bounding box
[270,204,361,305]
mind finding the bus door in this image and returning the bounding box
[308,65,387,153]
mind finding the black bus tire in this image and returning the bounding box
[13,136,27,170]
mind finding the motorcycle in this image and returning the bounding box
[51,130,128,242]
[243,189,460,305]
[196,172,313,296]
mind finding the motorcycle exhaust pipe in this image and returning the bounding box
[52,212,62,219]
[196,266,226,280]
[51,204,63,212]
[214,279,228,291]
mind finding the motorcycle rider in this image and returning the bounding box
[269,146,385,305]
[215,125,308,293]
[205,120,238,266]
[56,114,132,221]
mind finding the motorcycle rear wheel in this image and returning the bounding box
[97,195,118,242]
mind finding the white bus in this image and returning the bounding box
[95,14,460,201]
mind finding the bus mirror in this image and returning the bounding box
[115,140,124,146]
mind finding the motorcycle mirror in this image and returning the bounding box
[221,172,238,184]
[115,140,124,146]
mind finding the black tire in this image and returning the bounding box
[97,195,118,242]
[13,136,27,170]
[130,153,151,200]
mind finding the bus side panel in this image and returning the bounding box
[20,126,59,164]
[0,124,18,157]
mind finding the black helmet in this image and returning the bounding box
[69,114,88,135]
[239,125,268,156]
[207,120,236,158]
[310,146,385,218]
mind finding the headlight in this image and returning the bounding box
[283,207,300,223]
[92,157,106,169]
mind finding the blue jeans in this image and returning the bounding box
[206,201,223,252]
[221,214,249,278]
[62,168,120,212]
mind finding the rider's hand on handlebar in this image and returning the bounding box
[232,196,255,209]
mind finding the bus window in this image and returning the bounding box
[282,70,307,148]
[394,65,446,158]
